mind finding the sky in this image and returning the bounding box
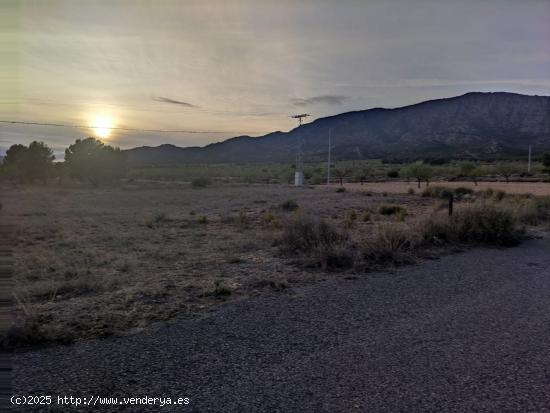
[1,0,550,157]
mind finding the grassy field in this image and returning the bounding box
[2,180,549,348]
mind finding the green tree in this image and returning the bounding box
[26,141,55,183]
[65,137,127,185]
[496,162,520,183]
[353,163,375,185]
[3,144,28,180]
[332,164,352,186]
[399,162,433,188]
[2,142,54,183]
[458,161,482,185]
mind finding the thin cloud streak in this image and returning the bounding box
[154,97,198,107]
[291,95,348,107]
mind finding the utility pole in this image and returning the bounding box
[327,128,332,185]
[528,144,532,174]
[290,113,311,186]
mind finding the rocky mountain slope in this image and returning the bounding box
[127,92,550,164]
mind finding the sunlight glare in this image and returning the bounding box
[90,116,114,139]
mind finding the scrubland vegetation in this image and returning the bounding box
[2,139,550,186]
[2,179,550,349]
[2,139,550,349]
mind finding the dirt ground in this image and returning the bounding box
[1,182,437,346]
[339,180,550,196]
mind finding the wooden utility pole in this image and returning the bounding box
[327,128,332,185]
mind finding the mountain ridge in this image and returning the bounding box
[127,92,550,164]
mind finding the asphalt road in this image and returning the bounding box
[13,238,550,412]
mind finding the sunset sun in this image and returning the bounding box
[90,116,114,139]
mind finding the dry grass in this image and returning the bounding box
[1,182,434,348]
[3,181,548,348]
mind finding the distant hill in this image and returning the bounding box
[127,92,550,164]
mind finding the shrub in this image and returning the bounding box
[336,187,346,193]
[362,210,371,222]
[421,204,521,246]
[407,188,415,195]
[343,209,357,228]
[494,190,506,201]
[454,187,474,197]
[2,318,74,349]
[396,209,407,222]
[363,224,418,265]
[260,212,281,229]
[198,215,208,224]
[191,177,211,188]
[422,186,454,199]
[378,205,406,216]
[280,200,299,211]
[515,196,550,225]
[202,281,231,298]
[483,188,494,198]
[387,170,399,178]
[279,215,353,269]
[154,212,169,223]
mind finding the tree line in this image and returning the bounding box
[2,137,550,186]
[0,137,127,185]
[328,155,550,187]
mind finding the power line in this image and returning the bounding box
[0,120,228,134]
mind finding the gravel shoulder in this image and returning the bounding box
[14,237,550,412]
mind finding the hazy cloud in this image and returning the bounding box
[2,1,549,150]
[154,97,198,108]
[291,95,348,107]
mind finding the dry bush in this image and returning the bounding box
[512,196,550,225]
[454,187,475,197]
[422,186,454,198]
[259,212,281,229]
[191,177,211,188]
[279,215,354,269]
[343,209,357,228]
[494,190,507,201]
[420,203,521,246]
[279,199,299,211]
[362,210,371,222]
[363,224,419,265]
[2,317,75,349]
[378,204,407,216]
[220,211,249,228]
[201,281,232,298]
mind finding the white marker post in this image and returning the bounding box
[528,144,532,174]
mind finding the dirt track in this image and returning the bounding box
[338,180,550,196]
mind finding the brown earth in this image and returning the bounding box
[337,180,550,196]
